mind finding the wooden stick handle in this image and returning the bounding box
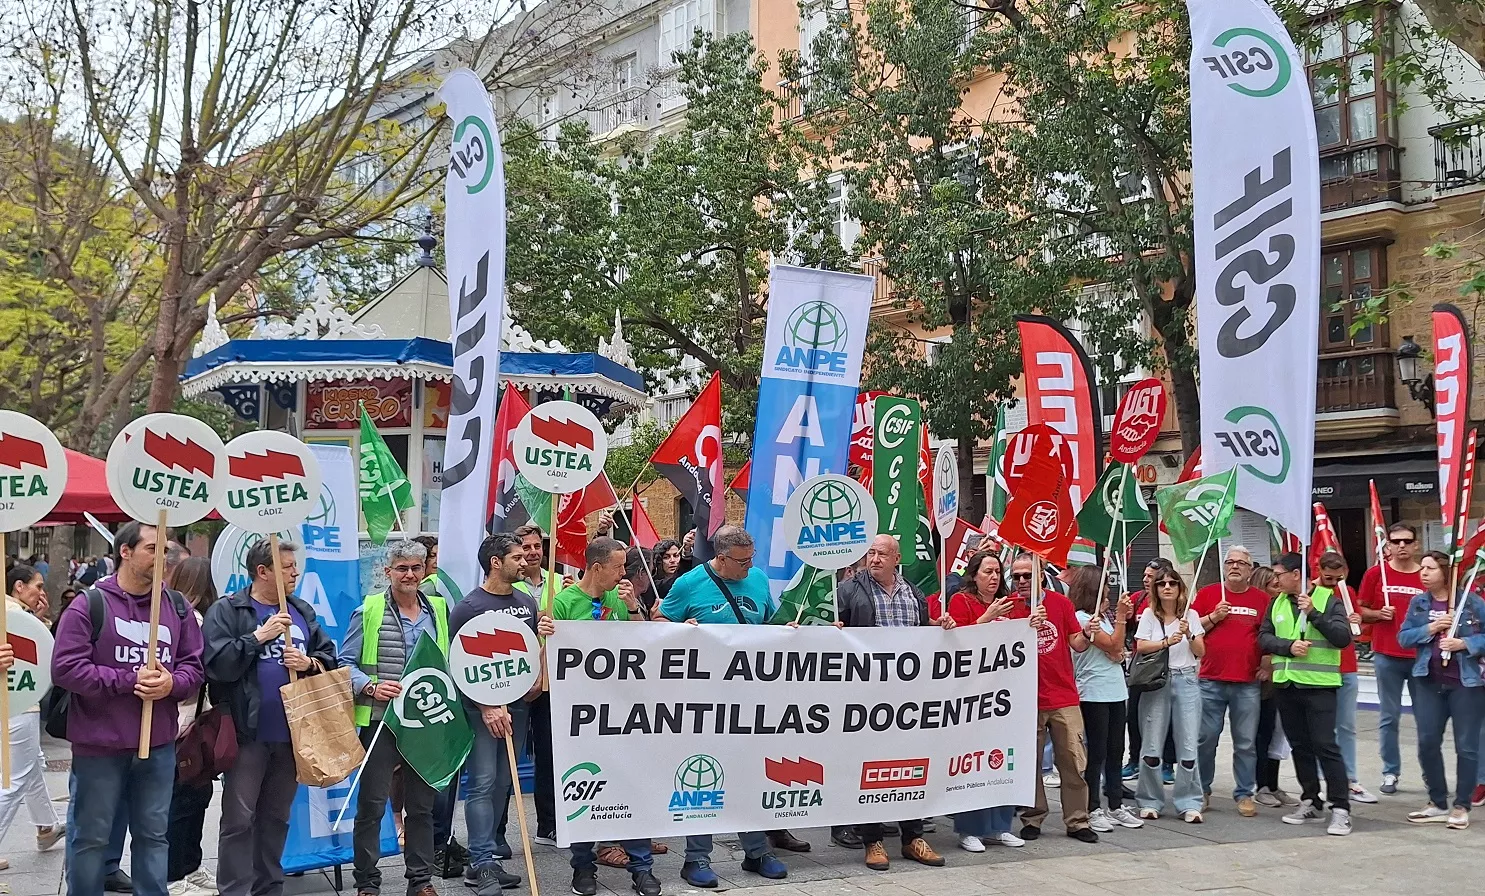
[138,509,168,759]
[270,533,298,684]
[1,530,10,788]
[506,733,541,896]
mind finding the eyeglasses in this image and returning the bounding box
[1009,572,1034,581]
[1156,580,1182,588]
[391,564,425,575]
[1389,538,1416,546]
[1224,559,1252,567]
[723,553,754,567]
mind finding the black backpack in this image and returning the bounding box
[42,588,190,739]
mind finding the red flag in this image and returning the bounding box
[1433,304,1474,554]
[943,517,986,577]
[1016,315,1104,511]
[650,372,725,560]
[1368,479,1388,566]
[996,426,1078,566]
[1178,448,1203,483]
[487,385,533,532]
[555,474,621,567]
[1311,502,1343,578]
[728,461,751,503]
[628,497,660,549]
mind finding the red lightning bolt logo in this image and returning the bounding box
[143,430,216,477]
[764,757,824,787]
[459,628,528,658]
[0,434,46,471]
[6,633,36,666]
[530,415,594,450]
[229,449,305,482]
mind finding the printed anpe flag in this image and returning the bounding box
[650,372,725,562]
[382,633,473,790]
[1155,469,1238,564]
[768,564,835,626]
[1075,463,1152,552]
[358,404,414,545]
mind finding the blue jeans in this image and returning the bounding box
[684,831,769,864]
[1412,680,1485,810]
[1137,667,1202,814]
[953,805,1016,837]
[571,840,653,874]
[1337,672,1358,782]
[1373,654,1415,779]
[464,701,529,870]
[68,745,176,896]
[1196,680,1260,801]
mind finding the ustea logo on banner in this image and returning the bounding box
[1200,27,1291,98]
[670,755,726,822]
[762,757,824,819]
[774,300,851,378]
[562,762,631,823]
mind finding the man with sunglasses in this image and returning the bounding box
[1258,552,1353,836]
[657,526,790,887]
[1193,547,1268,818]
[1002,554,1098,844]
[1358,522,1425,796]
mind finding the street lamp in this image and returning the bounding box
[1395,335,1436,416]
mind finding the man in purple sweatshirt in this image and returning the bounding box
[52,521,205,896]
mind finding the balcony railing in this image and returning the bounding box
[1319,144,1401,211]
[584,88,648,136]
[779,71,829,121]
[1430,119,1485,190]
[858,256,893,305]
[1316,350,1395,413]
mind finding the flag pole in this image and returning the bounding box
[545,497,559,617]
[506,734,542,896]
[1094,465,1129,621]
[1371,480,1390,597]
[332,721,390,830]
[1189,473,1236,589]
[137,508,169,760]
[269,533,297,684]
[0,530,9,788]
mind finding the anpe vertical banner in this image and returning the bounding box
[548,621,1037,843]
[1014,316,1103,511]
[745,265,873,598]
[872,397,923,555]
[438,67,508,601]
[1432,303,1474,548]
[1188,0,1320,539]
[283,445,400,873]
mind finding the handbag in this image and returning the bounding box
[281,665,365,787]
[176,693,238,788]
[1127,617,1169,694]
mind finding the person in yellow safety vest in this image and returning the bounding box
[1257,551,1354,837]
[335,540,450,896]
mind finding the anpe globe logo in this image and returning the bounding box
[669,755,726,821]
[301,486,344,552]
[784,474,877,571]
[775,300,851,375]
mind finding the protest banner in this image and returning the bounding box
[1433,304,1473,561]
[0,410,65,785]
[745,264,872,599]
[106,412,225,758]
[548,620,1036,843]
[1189,0,1319,539]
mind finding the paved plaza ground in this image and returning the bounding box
[2,691,1472,895]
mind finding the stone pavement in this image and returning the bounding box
[0,698,1473,895]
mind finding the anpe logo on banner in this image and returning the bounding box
[860,758,929,790]
[670,754,726,821]
[763,757,824,817]
[1214,405,1291,484]
[783,474,877,570]
[775,300,850,375]
[1202,27,1291,98]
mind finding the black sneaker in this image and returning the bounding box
[830,826,863,849]
[104,870,134,893]
[631,871,662,896]
[468,863,521,893]
[572,867,599,896]
[1018,824,1041,841]
[1068,827,1099,844]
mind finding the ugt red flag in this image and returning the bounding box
[1311,502,1343,577]
[1016,315,1103,511]
[488,384,533,533]
[728,461,751,504]
[1369,479,1388,564]
[997,425,1079,566]
[650,372,725,561]
[555,474,621,567]
[1433,304,1474,552]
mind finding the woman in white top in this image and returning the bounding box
[0,564,64,870]
[1134,570,1207,823]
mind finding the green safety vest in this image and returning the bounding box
[355,591,451,726]
[1269,588,1342,687]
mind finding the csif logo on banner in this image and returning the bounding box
[449,115,495,194]
[670,754,726,821]
[561,762,633,822]
[1208,147,1299,361]
[876,403,914,451]
[775,301,851,376]
[1213,405,1290,484]
[392,666,460,729]
[1201,27,1292,98]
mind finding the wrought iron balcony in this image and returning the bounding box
[1430,119,1485,190]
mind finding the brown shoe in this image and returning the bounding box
[864,841,890,871]
[597,845,629,868]
[410,886,437,896]
[902,838,945,867]
[1237,797,1258,817]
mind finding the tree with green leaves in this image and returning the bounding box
[504,31,846,437]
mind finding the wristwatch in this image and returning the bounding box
[363,681,377,697]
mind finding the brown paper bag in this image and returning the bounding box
[281,666,365,787]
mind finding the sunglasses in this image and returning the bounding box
[1389,538,1416,546]
[1009,572,1034,581]
[1156,580,1182,588]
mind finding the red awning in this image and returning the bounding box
[38,448,128,525]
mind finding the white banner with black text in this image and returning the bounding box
[548,621,1037,844]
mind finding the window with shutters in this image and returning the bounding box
[1316,243,1394,413]
[1306,9,1400,209]
[659,0,716,69]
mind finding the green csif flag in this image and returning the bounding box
[987,402,1011,524]
[383,632,474,790]
[1076,463,1152,552]
[1155,469,1239,564]
[358,404,415,545]
[769,564,836,625]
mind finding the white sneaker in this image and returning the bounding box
[36,824,64,851]
[534,835,558,847]
[957,834,985,853]
[1253,789,1281,809]
[1327,808,1352,836]
[1108,807,1145,829]
[185,869,218,894]
[1409,804,1451,823]
[996,832,1025,848]
[1282,804,1321,825]
[1274,788,1299,807]
[167,882,210,896]
[1088,809,1114,833]
[1349,783,1378,804]
[1043,771,1061,788]
[1380,773,1399,795]
[1449,808,1470,830]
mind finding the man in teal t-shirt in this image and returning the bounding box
[657,526,773,625]
[550,537,641,621]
